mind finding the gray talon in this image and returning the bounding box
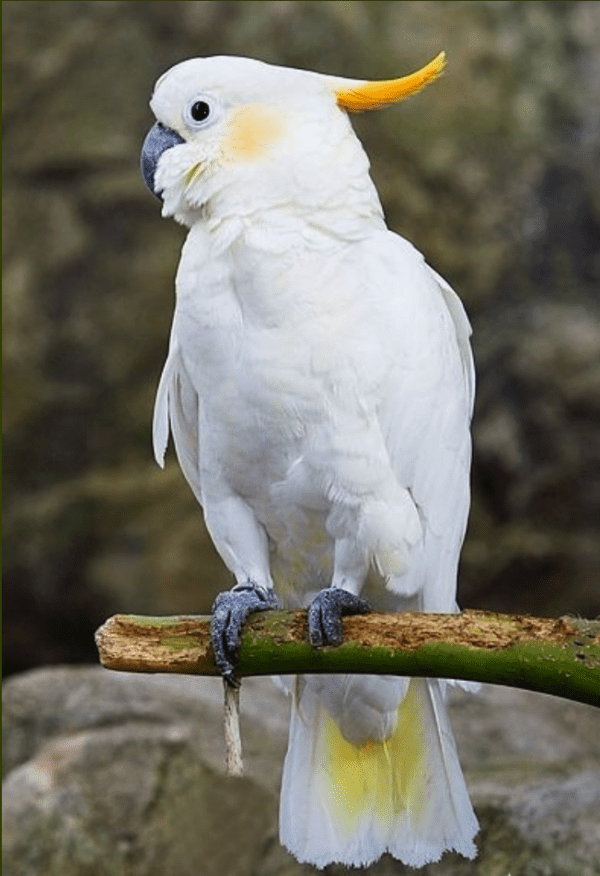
[210,582,279,686]
[307,588,371,648]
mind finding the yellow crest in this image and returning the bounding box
[330,51,446,113]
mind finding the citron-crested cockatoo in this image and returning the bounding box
[141,51,478,868]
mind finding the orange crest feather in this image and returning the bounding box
[334,51,446,113]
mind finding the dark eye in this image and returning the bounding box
[190,100,210,122]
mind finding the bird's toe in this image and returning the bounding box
[307,587,371,648]
[210,583,279,686]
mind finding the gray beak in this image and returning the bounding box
[140,122,185,198]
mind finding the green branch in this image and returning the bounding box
[95,609,600,707]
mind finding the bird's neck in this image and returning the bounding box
[200,181,386,258]
[176,215,383,331]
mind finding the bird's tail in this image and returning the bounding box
[279,674,478,868]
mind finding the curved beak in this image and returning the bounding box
[140,122,185,198]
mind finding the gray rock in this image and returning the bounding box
[3,667,599,875]
[2,668,285,876]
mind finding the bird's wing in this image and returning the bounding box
[153,331,203,505]
[371,232,474,612]
[428,265,475,417]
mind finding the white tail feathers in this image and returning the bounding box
[280,675,478,868]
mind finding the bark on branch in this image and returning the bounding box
[95,609,600,707]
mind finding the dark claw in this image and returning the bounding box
[210,582,279,687]
[307,587,371,647]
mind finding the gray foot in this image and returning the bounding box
[210,582,279,687]
[307,587,371,647]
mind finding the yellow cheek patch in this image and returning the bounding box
[321,680,427,832]
[222,104,284,165]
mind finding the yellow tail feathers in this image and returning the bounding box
[321,680,427,832]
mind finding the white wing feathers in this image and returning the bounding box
[369,234,473,612]
[429,265,475,416]
[152,341,177,469]
[152,339,202,505]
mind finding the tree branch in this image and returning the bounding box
[95,609,600,707]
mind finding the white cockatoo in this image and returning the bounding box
[141,52,478,868]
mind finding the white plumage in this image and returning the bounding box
[144,53,478,867]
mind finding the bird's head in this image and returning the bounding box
[141,53,446,231]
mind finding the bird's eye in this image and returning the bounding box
[190,100,210,122]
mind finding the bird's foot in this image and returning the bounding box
[308,587,371,647]
[210,582,279,687]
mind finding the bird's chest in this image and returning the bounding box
[175,246,348,491]
[173,230,388,553]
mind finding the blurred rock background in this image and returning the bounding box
[3,669,599,876]
[3,0,600,677]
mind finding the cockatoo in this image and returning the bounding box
[141,52,478,868]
